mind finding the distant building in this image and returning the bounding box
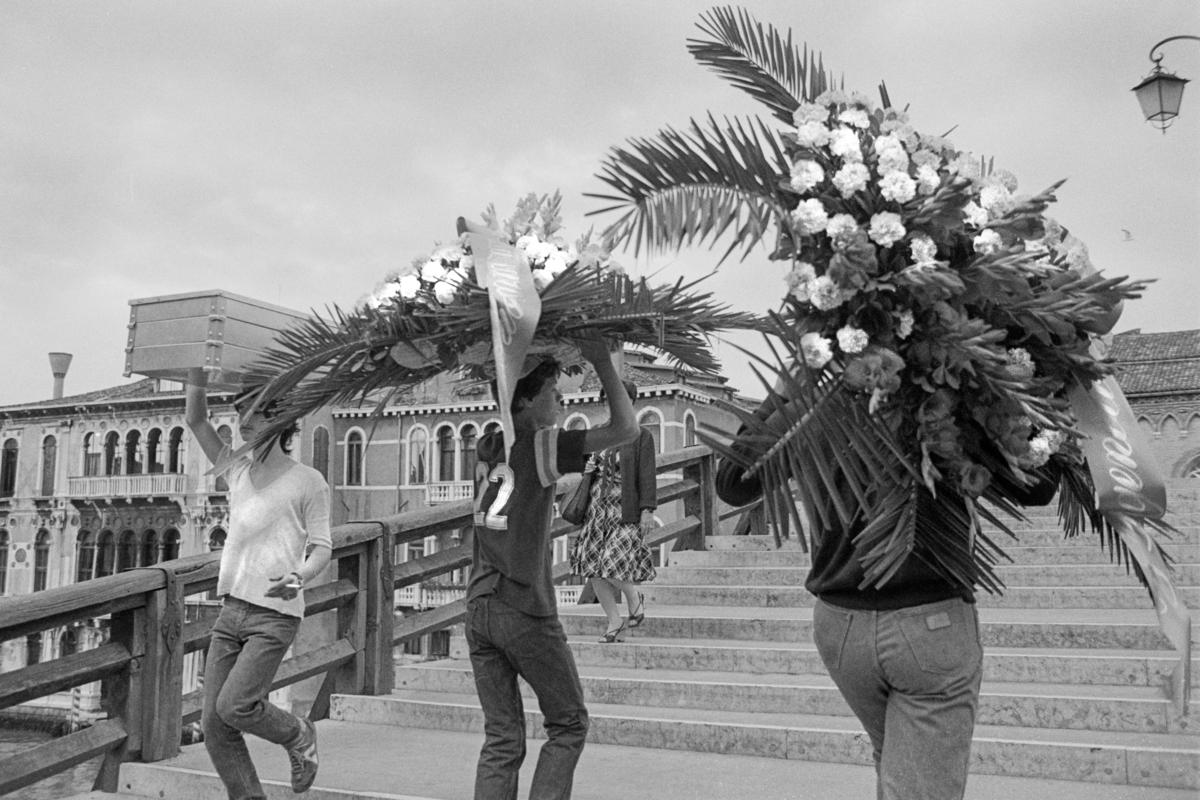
[1109,329,1200,478]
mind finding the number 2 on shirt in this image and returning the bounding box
[473,462,513,530]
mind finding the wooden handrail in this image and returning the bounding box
[0,445,724,794]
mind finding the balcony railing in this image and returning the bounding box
[0,445,757,796]
[425,481,474,504]
[67,473,190,498]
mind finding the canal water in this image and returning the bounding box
[0,725,100,799]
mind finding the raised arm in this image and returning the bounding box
[184,368,228,466]
[578,339,638,453]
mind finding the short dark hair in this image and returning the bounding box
[491,358,561,415]
[234,386,298,455]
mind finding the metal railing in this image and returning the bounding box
[0,444,738,795]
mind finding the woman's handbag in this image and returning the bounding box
[560,462,596,525]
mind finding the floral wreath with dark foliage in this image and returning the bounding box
[588,6,1174,596]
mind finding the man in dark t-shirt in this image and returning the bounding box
[466,339,637,800]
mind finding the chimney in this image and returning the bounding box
[48,352,73,400]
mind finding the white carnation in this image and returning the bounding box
[839,107,870,129]
[785,261,817,302]
[829,127,863,162]
[789,159,825,193]
[916,164,941,195]
[397,273,422,300]
[793,102,830,126]
[433,281,458,305]
[878,171,916,203]
[832,162,870,198]
[420,259,448,283]
[868,212,906,247]
[794,121,831,149]
[531,267,553,292]
[825,214,859,241]
[962,201,988,228]
[909,235,938,265]
[809,275,850,310]
[973,228,1003,255]
[515,234,539,251]
[790,198,829,235]
[836,324,870,354]
[544,250,569,275]
[896,309,915,339]
[800,332,834,368]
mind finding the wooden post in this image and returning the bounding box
[336,548,367,694]
[680,451,720,551]
[139,569,184,761]
[93,606,144,791]
[361,525,395,695]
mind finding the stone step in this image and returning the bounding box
[669,541,1200,567]
[333,691,1200,790]
[636,583,1200,610]
[555,604,1187,651]
[393,660,1199,736]
[655,563,1200,587]
[108,720,1199,800]
[564,636,1200,689]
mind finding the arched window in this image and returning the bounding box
[345,430,364,486]
[638,410,663,453]
[40,435,57,496]
[209,527,227,551]
[116,530,137,572]
[407,428,428,485]
[146,428,164,474]
[483,421,501,437]
[95,530,115,578]
[140,530,159,567]
[33,530,50,591]
[437,426,455,481]
[215,425,233,492]
[76,531,95,582]
[312,427,330,481]
[684,413,697,447]
[161,529,180,561]
[82,432,101,477]
[103,432,121,476]
[1185,456,1200,479]
[26,632,42,666]
[0,529,8,594]
[124,430,142,475]
[167,427,184,472]
[565,415,588,431]
[459,424,478,481]
[0,438,18,498]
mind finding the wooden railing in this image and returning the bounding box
[0,445,735,796]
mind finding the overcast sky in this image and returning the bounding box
[2,0,1198,407]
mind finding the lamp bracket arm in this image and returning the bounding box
[1149,35,1200,66]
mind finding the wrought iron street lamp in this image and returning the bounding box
[1132,35,1200,133]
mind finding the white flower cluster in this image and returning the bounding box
[1004,347,1035,380]
[1026,428,1065,468]
[364,232,589,310]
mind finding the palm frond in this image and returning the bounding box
[688,5,836,125]
[587,114,791,262]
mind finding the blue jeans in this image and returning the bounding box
[812,597,983,800]
[202,597,305,800]
[466,595,589,800]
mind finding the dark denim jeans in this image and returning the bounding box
[813,597,984,800]
[202,597,304,800]
[466,595,589,800]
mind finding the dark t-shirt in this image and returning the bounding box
[468,427,588,616]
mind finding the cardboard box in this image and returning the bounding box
[125,290,308,391]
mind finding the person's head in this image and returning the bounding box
[234,388,298,456]
[491,358,563,430]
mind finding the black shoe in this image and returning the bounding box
[627,592,646,628]
[286,717,318,793]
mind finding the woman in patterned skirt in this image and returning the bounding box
[570,380,658,642]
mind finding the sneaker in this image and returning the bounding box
[286,717,318,793]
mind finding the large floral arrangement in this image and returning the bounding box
[589,7,1172,595]
[243,191,754,441]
